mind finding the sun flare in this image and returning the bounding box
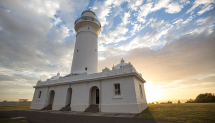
[144,83,162,102]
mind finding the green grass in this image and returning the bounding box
[0,118,27,123]
[134,103,215,123]
[0,106,30,111]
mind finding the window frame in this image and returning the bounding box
[112,82,123,99]
[114,84,121,95]
[38,91,42,99]
[139,84,143,98]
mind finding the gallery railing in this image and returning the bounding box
[74,16,101,27]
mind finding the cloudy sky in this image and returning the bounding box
[0,0,215,102]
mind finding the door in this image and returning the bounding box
[96,89,99,104]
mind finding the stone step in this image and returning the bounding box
[84,105,99,113]
[41,105,52,110]
[59,107,71,111]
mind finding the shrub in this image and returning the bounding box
[195,93,215,103]
[160,101,172,104]
[167,100,172,104]
[186,99,195,103]
[178,100,181,103]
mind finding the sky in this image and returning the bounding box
[0,0,215,102]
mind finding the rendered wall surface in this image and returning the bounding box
[133,76,148,113]
[71,31,98,74]
[30,75,147,113]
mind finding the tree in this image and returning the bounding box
[178,100,181,103]
[195,93,215,103]
[186,99,195,103]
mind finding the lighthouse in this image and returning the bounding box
[31,9,147,113]
[71,9,101,75]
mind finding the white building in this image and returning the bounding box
[30,9,148,113]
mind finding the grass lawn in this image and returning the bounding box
[0,118,27,123]
[0,106,30,111]
[134,103,215,123]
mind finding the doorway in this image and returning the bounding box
[90,86,99,105]
[96,89,99,104]
[65,88,72,107]
[48,90,55,105]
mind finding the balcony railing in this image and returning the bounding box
[74,16,101,27]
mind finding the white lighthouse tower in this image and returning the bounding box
[31,9,147,114]
[71,9,101,75]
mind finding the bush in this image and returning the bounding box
[186,93,215,103]
[186,99,195,103]
[178,100,181,103]
[167,100,172,104]
[160,101,172,104]
[195,93,215,103]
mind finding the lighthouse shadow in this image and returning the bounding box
[134,107,156,122]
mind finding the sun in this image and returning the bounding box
[144,82,162,102]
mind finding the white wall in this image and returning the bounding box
[100,76,143,113]
[30,87,49,109]
[31,75,147,113]
[71,31,98,74]
[133,77,148,112]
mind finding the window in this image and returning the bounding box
[114,84,121,95]
[38,91,42,98]
[77,49,78,52]
[85,67,87,70]
[139,85,143,98]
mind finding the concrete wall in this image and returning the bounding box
[100,76,142,113]
[71,31,98,74]
[31,76,147,113]
[133,77,148,113]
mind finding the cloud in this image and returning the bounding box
[165,2,183,14]
[137,0,186,22]
[92,0,124,27]
[0,73,17,82]
[122,11,131,25]
[99,27,215,90]
[127,0,144,11]
[197,4,214,15]
[138,2,153,19]
[186,0,215,15]
[182,16,194,25]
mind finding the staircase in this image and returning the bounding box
[84,105,99,113]
[41,104,52,110]
[59,103,71,111]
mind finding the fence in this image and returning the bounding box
[0,101,32,107]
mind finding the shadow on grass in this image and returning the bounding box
[134,107,158,122]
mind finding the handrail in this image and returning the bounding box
[74,16,101,27]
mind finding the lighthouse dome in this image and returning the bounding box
[81,9,96,18]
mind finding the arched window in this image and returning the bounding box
[85,67,87,70]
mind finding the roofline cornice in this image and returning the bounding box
[33,72,146,88]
